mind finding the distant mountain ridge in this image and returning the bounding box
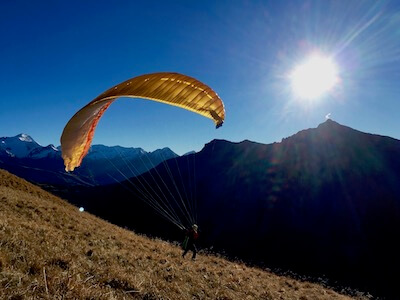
[0,134,179,186]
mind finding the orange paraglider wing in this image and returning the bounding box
[60,72,225,171]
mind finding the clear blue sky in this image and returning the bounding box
[1,0,400,154]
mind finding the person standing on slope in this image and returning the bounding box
[182,224,199,261]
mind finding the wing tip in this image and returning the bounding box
[216,121,223,129]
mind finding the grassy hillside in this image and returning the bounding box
[0,169,367,299]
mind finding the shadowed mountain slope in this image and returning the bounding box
[54,120,400,299]
[0,169,365,299]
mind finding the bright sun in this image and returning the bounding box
[290,54,339,100]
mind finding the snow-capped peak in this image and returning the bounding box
[18,133,34,143]
[0,134,42,158]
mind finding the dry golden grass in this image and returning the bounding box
[0,169,367,299]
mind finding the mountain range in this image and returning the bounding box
[1,120,399,299]
[0,134,178,186]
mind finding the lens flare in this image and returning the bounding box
[290,54,339,100]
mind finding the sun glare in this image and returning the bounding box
[290,54,339,100]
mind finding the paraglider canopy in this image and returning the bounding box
[60,72,225,172]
